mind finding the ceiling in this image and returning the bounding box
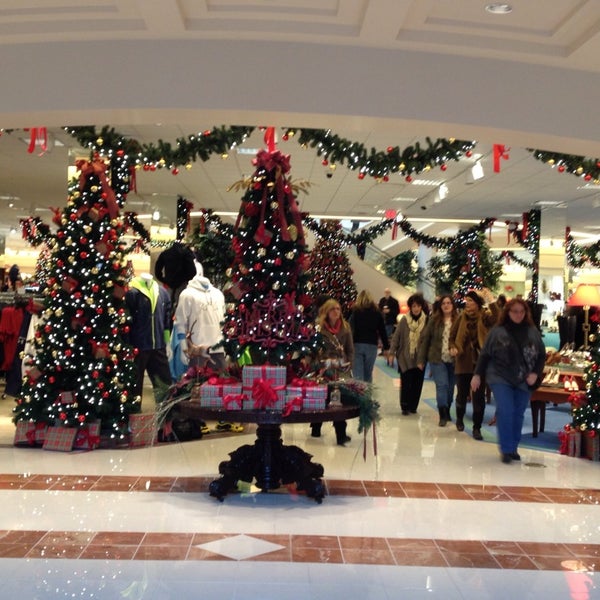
[0,0,599,257]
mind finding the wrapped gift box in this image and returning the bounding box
[43,426,78,452]
[129,413,157,448]
[242,365,287,409]
[73,420,101,450]
[583,432,599,461]
[14,421,47,447]
[199,381,243,409]
[285,383,328,412]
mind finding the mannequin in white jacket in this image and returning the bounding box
[170,262,227,378]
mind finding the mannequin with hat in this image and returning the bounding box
[448,290,498,440]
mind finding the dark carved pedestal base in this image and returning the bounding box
[208,423,326,503]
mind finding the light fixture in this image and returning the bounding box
[466,162,485,184]
[568,284,600,350]
[152,209,161,221]
[485,3,512,14]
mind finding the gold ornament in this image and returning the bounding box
[68,256,75,264]
[55,308,63,317]
[91,267,99,275]
[185,163,192,170]
[96,137,103,146]
[576,166,584,175]
[287,224,298,241]
[270,201,279,210]
[257,248,266,257]
[588,333,596,344]
[272,282,280,290]
[91,185,98,193]
[285,251,294,260]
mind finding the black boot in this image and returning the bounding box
[334,421,351,446]
[456,409,465,432]
[438,407,448,427]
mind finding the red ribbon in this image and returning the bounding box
[25,127,48,154]
[223,394,245,410]
[207,376,240,386]
[521,212,529,239]
[77,159,119,219]
[362,421,378,462]
[74,427,100,449]
[289,377,319,388]
[263,127,277,153]
[282,395,303,417]
[493,144,510,173]
[250,379,282,408]
[25,423,47,445]
[128,166,137,193]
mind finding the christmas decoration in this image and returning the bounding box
[565,227,600,269]
[382,250,421,288]
[13,155,149,440]
[176,195,193,241]
[570,343,600,435]
[307,220,357,317]
[222,147,318,367]
[529,149,600,183]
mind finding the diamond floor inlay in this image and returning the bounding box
[194,534,286,560]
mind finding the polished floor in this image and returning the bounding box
[0,360,598,599]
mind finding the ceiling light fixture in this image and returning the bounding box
[152,209,161,221]
[485,3,512,14]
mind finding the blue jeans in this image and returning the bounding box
[489,383,531,454]
[429,362,455,409]
[352,343,378,383]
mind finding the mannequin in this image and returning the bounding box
[125,272,173,402]
[171,262,226,378]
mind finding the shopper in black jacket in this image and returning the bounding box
[349,290,389,382]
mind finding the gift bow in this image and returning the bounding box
[282,395,303,417]
[223,394,245,409]
[250,378,283,408]
[207,376,240,386]
[26,423,47,445]
[74,427,100,449]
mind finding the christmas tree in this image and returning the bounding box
[14,155,149,439]
[222,143,318,368]
[571,340,600,433]
[307,220,357,316]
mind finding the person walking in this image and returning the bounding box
[390,293,428,415]
[449,290,497,440]
[311,298,354,445]
[417,294,458,427]
[378,288,400,339]
[471,298,545,463]
[349,290,389,383]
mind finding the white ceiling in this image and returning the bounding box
[0,0,599,255]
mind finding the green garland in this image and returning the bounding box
[334,379,380,433]
[303,216,394,247]
[499,250,533,270]
[565,231,600,269]
[529,149,600,182]
[397,217,496,250]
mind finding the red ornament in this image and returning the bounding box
[321,159,328,166]
[80,251,88,259]
[383,175,389,182]
[172,168,179,175]
[65,349,72,357]
[150,164,156,172]
[96,307,104,315]
[98,382,105,389]
[558,165,566,173]
[59,412,66,421]
[358,173,366,180]
[465,150,473,158]
[253,263,262,271]
[117,149,124,157]
[405,175,413,183]
[386,146,394,153]
[143,164,150,171]
[282,134,289,141]
[69,213,77,221]
[203,130,211,136]
[44,324,52,333]
[49,376,55,384]
[584,174,592,181]
[92,370,99,379]
[78,415,86,423]
[92,284,99,293]
[440,164,447,171]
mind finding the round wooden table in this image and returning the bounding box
[177,402,360,503]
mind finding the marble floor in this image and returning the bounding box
[0,360,598,599]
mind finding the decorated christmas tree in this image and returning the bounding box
[571,339,600,433]
[14,155,149,438]
[222,138,318,368]
[307,220,357,316]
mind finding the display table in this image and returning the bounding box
[177,402,360,503]
[530,386,574,437]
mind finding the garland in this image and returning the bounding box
[565,230,600,269]
[500,250,534,270]
[303,216,394,247]
[397,217,496,250]
[529,149,600,183]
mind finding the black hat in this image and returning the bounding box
[464,290,484,308]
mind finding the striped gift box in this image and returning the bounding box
[43,426,77,452]
[199,382,243,409]
[129,413,157,448]
[14,421,47,446]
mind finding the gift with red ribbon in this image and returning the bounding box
[73,420,101,450]
[128,413,157,448]
[583,430,599,461]
[242,365,287,410]
[200,380,243,408]
[559,426,581,457]
[14,421,47,446]
[43,426,78,452]
[285,379,327,412]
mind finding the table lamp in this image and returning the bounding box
[567,284,600,350]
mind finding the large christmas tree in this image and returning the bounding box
[14,155,148,438]
[571,339,600,433]
[222,144,318,368]
[307,220,357,316]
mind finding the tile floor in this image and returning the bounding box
[0,359,598,599]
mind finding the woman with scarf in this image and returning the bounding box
[310,298,354,445]
[390,293,429,415]
[449,290,497,439]
[471,298,545,463]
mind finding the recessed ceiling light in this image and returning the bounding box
[485,3,512,14]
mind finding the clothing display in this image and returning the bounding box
[125,274,173,400]
[170,273,226,379]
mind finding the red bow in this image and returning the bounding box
[493,144,510,173]
[282,395,303,417]
[25,127,48,155]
